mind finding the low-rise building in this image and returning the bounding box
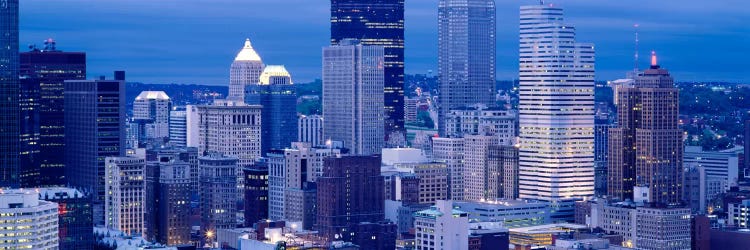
[414,200,469,250]
[0,190,59,250]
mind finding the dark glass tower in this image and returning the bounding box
[331,0,405,141]
[20,42,86,187]
[244,66,298,155]
[244,160,269,227]
[65,72,126,225]
[0,0,20,188]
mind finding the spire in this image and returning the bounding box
[244,38,252,49]
[650,51,659,69]
[234,38,262,62]
[633,24,639,73]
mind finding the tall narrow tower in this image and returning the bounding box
[331,0,405,141]
[229,38,264,101]
[608,52,683,206]
[437,0,497,136]
[517,4,596,201]
[0,0,20,188]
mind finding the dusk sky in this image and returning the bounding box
[19,0,750,85]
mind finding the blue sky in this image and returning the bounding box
[20,0,750,84]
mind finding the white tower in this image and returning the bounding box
[229,38,264,101]
[517,4,596,201]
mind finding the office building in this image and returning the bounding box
[0,190,59,250]
[38,187,93,250]
[455,200,559,228]
[518,4,596,201]
[195,100,262,190]
[285,182,318,230]
[133,91,172,141]
[437,0,496,136]
[383,173,420,204]
[244,65,298,155]
[594,112,615,197]
[0,0,20,187]
[445,106,516,146]
[635,207,691,250]
[200,154,239,235]
[19,42,86,187]
[65,72,126,224]
[349,221,398,250]
[317,155,384,241]
[684,146,740,190]
[331,0,405,140]
[608,53,682,206]
[469,222,509,250]
[432,137,465,200]
[105,156,145,237]
[489,144,519,200]
[229,38,264,101]
[298,115,324,147]
[168,106,187,147]
[414,200,469,250]
[464,134,499,202]
[322,40,385,155]
[405,97,419,123]
[143,150,192,245]
[684,165,725,214]
[244,161,269,227]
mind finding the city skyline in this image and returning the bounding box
[19,0,750,84]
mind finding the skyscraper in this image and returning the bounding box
[169,106,187,147]
[229,38,264,101]
[200,154,238,237]
[0,0,20,188]
[244,65,298,155]
[322,40,385,155]
[144,151,192,245]
[105,156,145,237]
[65,73,126,224]
[317,155,384,241]
[133,91,172,141]
[432,137,465,200]
[298,115,324,147]
[608,53,683,206]
[437,0,496,136]
[244,161,269,227]
[463,134,499,202]
[518,4,596,201]
[19,42,86,187]
[330,0,405,141]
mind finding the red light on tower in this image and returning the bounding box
[651,51,658,67]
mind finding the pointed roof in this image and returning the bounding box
[234,38,262,62]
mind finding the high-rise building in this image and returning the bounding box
[445,106,517,145]
[244,65,298,155]
[200,154,238,235]
[244,161,269,227]
[0,190,59,249]
[414,200,469,250]
[317,155,385,241]
[635,207,691,249]
[594,114,615,197]
[169,106,187,147]
[105,156,145,237]
[463,134,499,202]
[518,4,596,201]
[38,187,93,250]
[0,0,20,188]
[684,146,740,190]
[143,148,193,245]
[381,149,449,205]
[608,53,682,206]
[432,137,465,200]
[322,40,385,155]
[437,0,496,136]
[330,0,405,141]
[195,100,262,191]
[489,144,520,200]
[19,42,86,187]
[133,91,172,141]
[229,38,264,101]
[298,115,324,147]
[683,165,725,214]
[65,73,126,224]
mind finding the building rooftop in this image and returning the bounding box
[259,65,292,85]
[38,187,87,200]
[234,38,263,62]
[509,223,588,234]
[135,91,170,100]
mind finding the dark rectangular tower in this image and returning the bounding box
[0,0,20,188]
[331,0,405,142]
[64,73,126,224]
[317,155,385,241]
[20,43,86,187]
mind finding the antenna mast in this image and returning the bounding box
[634,24,640,73]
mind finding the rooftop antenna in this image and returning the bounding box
[633,24,639,73]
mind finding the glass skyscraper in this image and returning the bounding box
[0,0,20,188]
[20,43,86,187]
[437,0,497,136]
[331,0,405,141]
[518,4,596,201]
[244,65,298,155]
